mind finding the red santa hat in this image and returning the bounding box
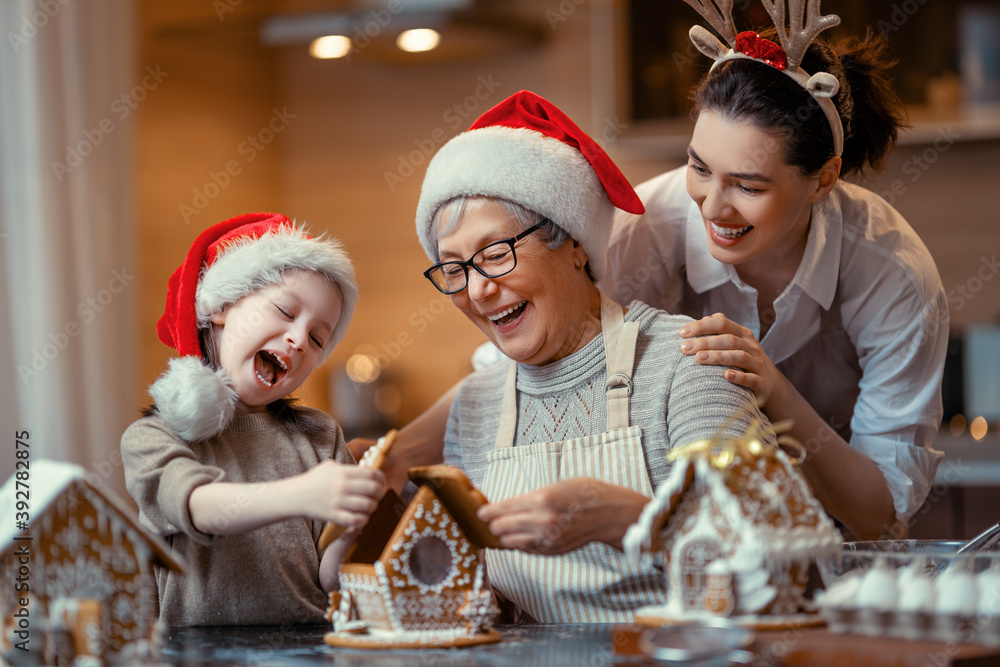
[149,212,358,441]
[415,90,644,281]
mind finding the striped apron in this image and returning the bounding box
[480,293,666,622]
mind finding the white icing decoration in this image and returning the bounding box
[625,442,839,622]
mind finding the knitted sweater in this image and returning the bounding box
[445,301,774,492]
[121,408,353,626]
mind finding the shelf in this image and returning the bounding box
[900,103,1000,146]
[610,104,1000,163]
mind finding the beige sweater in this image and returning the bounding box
[121,408,353,626]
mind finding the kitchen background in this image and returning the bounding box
[1,0,998,538]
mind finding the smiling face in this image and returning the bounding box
[210,269,343,415]
[686,110,837,275]
[435,198,601,366]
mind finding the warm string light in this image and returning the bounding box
[345,353,379,383]
[309,28,441,59]
[309,35,351,59]
[970,416,989,441]
[946,414,999,442]
[396,28,440,53]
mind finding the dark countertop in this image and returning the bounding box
[163,624,625,667]
[162,623,1000,667]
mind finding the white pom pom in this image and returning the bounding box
[149,357,238,441]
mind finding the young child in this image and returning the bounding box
[121,213,384,626]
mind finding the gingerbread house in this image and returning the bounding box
[0,460,183,665]
[624,432,841,628]
[325,465,503,649]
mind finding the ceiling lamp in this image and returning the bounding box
[396,28,441,53]
[260,2,547,64]
[309,35,352,59]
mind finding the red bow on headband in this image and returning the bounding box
[735,31,787,71]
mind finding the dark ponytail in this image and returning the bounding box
[832,29,906,176]
[693,27,906,179]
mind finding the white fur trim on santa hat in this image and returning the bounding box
[149,356,238,442]
[195,224,358,361]
[415,126,614,281]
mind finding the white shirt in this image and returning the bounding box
[602,166,948,523]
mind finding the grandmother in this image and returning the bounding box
[414,91,775,623]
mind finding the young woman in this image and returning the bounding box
[602,24,947,540]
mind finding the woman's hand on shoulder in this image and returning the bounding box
[296,461,385,531]
[679,313,783,404]
[477,478,648,555]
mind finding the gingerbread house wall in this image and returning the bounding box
[338,563,394,632]
[1,482,160,660]
[376,486,485,632]
[662,490,727,613]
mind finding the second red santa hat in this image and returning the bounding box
[414,90,644,281]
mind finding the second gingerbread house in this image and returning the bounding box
[0,459,183,665]
[624,432,841,627]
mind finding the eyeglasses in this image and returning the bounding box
[423,222,544,295]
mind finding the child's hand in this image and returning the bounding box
[297,460,385,530]
[319,530,358,592]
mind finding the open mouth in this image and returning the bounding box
[711,222,753,240]
[488,301,527,327]
[254,350,288,388]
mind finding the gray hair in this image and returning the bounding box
[428,196,571,263]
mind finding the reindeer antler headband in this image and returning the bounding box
[683,0,844,157]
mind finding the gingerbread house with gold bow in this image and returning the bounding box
[0,460,183,666]
[325,465,503,649]
[624,427,841,628]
